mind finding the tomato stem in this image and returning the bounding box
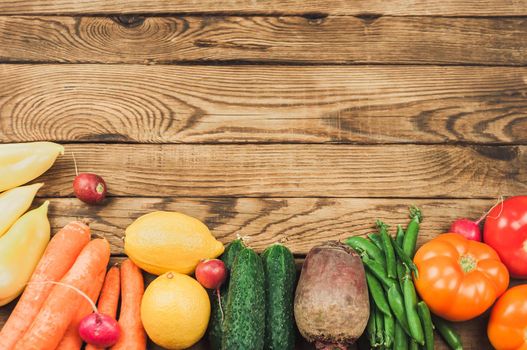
[459,255,477,273]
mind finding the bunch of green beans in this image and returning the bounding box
[347,207,464,350]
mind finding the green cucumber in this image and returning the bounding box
[262,244,296,350]
[208,239,245,350]
[222,247,266,350]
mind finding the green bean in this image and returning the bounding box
[417,302,434,350]
[377,220,397,279]
[366,271,392,316]
[402,268,425,345]
[368,233,384,251]
[432,316,463,350]
[409,340,420,350]
[394,321,409,350]
[387,284,411,337]
[396,224,405,247]
[383,312,395,348]
[390,235,419,279]
[402,206,422,259]
[363,255,396,290]
[366,304,377,347]
[396,262,405,291]
[374,304,385,348]
[345,236,386,266]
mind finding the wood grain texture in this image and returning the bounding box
[34,143,526,198]
[33,197,496,255]
[1,65,526,144]
[0,0,526,16]
[1,16,527,65]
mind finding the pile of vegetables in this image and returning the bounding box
[346,207,464,350]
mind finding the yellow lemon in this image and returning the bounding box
[141,272,211,350]
[125,211,224,275]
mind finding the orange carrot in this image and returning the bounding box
[55,268,106,350]
[0,221,91,350]
[13,238,111,350]
[86,265,120,350]
[110,259,147,350]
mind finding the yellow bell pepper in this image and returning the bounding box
[0,142,64,192]
[0,183,43,238]
[0,201,50,306]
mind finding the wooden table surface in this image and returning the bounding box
[1,1,526,349]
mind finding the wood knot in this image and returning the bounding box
[111,15,145,28]
[302,12,328,25]
[356,12,383,25]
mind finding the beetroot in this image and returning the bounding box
[294,241,369,350]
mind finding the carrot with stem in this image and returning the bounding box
[56,268,106,350]
[0,221,91,350]
[13,238,111,350]
[86,265,121,350]
[111,259,146,350]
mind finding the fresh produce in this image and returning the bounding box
[484,196,527,278]
[414,233,509,321]
[13,238,111,350]
[365,272,391,316]
[377,221,396,279]
[57,269,106,349]
[262,243,296,350]
[0,201,50,306]
[344,236,386,267]
[294,241,369,349]
[402,206,422,258]
[79,312,121,347]
[196,259,227,290]
[0,142,64,192]
[488,284,527,350]
[73,173,107,205]
[86,265,121,350]
[222,247,265,350]
[402,268,425,345]
[432,316,463,350]
[141,271,210,350]
[124,211,224,275]
[111,259,146,350]
[0,221,91,350]
[417,301,434,350]
[450,218,482,241]
[0,183,42,238]
[209,239,245,350]
[394,321,409,350]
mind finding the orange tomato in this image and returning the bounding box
[488,284,527,350]
[413,233,509,322]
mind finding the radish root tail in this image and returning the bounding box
[28,281,98,313]
[476,195,504,224]
[216,288,224,323]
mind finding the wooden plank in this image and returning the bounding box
[36,197,497,255]
[1,16,526,65]
[1,65,526,144]
[34,143,526,198]
[0,0,526,16]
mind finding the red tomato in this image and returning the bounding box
[484,196,527,278]
[488,284,527,350]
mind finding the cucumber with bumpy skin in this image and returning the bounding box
[262,244,296,350]
[208,239,245,350]
[222,247,265,350]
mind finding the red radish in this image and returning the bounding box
[449,198,503,241]
[195,259,227,320]
[29,280,120,347]
[72,152,107,204]
[195,259,227,290]
[73,173,107,204]
[79,313,120,347]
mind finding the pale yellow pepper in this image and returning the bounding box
[0,183,43,238]
[0,142,64,192]
[0,201,50,306]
